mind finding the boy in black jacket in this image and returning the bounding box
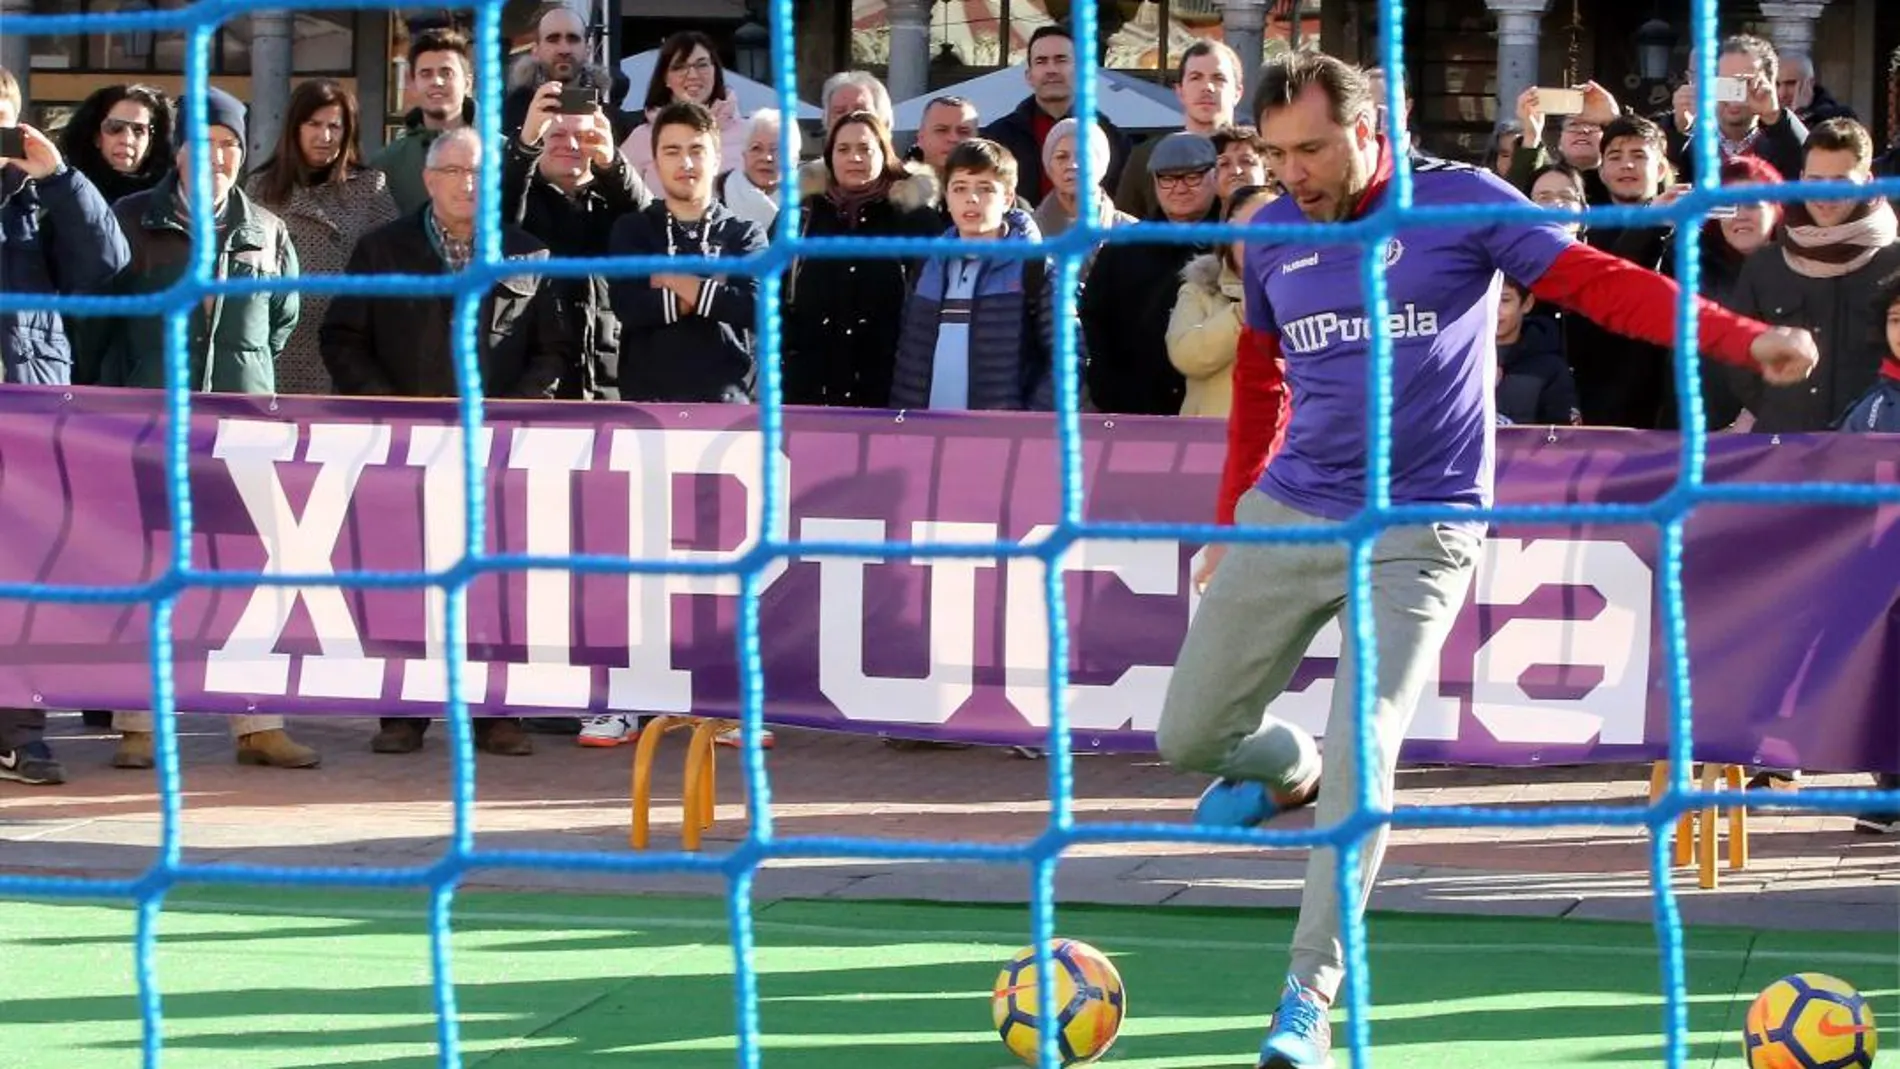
[1495,277,1582,427]
[607,100,765,403]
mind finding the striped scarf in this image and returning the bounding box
[1779,198,1898,279]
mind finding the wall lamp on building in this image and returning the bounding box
[118,0,154,60]
[1637,17,1677,82]
[734,19,769,82]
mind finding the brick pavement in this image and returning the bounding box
[1,713,1896,932]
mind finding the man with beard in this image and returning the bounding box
[1116,39,1242,219]
[371,28,473,213]
[1156,51,1817,1069]
[981,24,1129,200]
[501,7,633,146]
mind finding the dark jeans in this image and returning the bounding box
[0,708,46,749]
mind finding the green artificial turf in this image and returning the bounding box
[0,888,1893,1068]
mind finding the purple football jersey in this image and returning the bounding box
[1243,160,1574,521]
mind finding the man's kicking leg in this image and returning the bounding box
[1156,491,1345,814]
[1260,521,1481,1069]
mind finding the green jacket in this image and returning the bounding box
[370,101,475,214]
[74,175,298,394]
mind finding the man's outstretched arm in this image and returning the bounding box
[1528,242,1818,385]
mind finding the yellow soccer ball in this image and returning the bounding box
[1743,972,1879,1069]
[990,938,1127,1066]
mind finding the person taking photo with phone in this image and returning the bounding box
[1662,34,1807,184]
[0,64,130,788]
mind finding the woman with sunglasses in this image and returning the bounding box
[58,83,174,205]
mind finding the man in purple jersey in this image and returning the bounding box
[1152,51,1818,1069]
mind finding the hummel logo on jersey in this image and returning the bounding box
[1280,303,1441,355]
[1282,252,1321,274]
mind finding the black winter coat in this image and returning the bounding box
[1497,314,1581,426]
[319,208,567,400]
[1663,109,1808,188]
[1723,239,1900,433]
[1081,203,1218,415]
[1660,224,1755,430]
[1566,221,1676,428]
[502,135,651,399]
[781,166,943,407]
[606,201,766,403]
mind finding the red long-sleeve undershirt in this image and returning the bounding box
[1213,241,1772,526]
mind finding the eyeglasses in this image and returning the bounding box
[1532,190,1585,207]
[429,165,477,181]
[669,59,715,75]
[1561,121,1601,137]
[1156,170,1210,190]
[102,118,151,138]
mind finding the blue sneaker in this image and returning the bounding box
[1193,772,1320,829]
[1258,975,1334,1069]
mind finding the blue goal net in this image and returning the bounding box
[2,0,1898,1066]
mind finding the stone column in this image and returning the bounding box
[0,0,30,102]
[1218,0,1271,96]
[885,0,932,109]
[1485,0,1550,129]
[1756,1,1831,65]
[247,10,294,164]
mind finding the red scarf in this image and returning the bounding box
[1884,352,1900,384]
[1347,138,1395,220]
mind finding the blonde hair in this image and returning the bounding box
[0,66,20,116]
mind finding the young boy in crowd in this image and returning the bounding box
[1494,276,1582,427]
[887,137,1053,412]
[1839,269,1900,834]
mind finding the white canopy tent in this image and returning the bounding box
[616,49,821,121]
[890,65,1183,133]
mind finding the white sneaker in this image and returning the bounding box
[578,715,639,748]
[715,726,774,750]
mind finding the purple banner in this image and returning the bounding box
[0,387,1894,772]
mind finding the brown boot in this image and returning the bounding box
[371,719,428,754]
[477,718,534,756]
[236,729,321,769]
[112,731,155,770]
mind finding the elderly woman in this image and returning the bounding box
[1032,116,1135,239]
[717,106,799,237]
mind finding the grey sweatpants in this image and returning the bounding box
[1156,489,1481,1002]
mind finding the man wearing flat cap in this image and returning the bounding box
[1081,131,1222,415]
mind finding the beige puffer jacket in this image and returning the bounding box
[1164,251,1243,418]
